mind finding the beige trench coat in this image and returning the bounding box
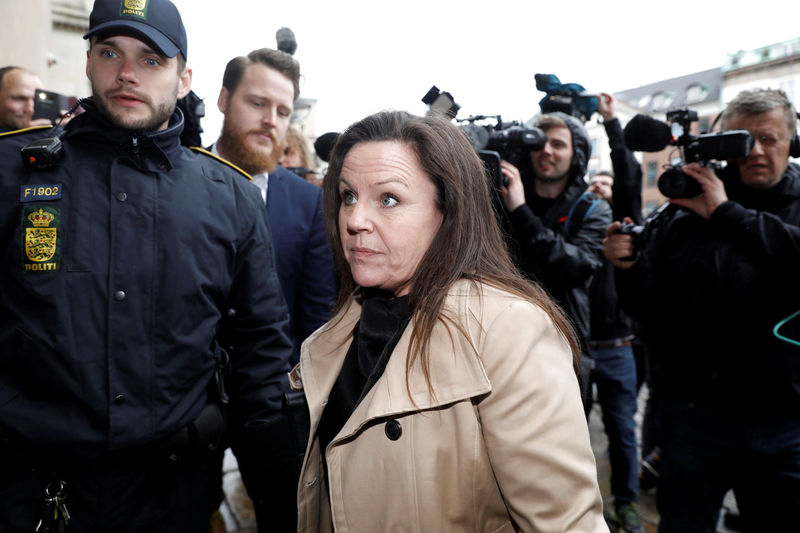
[292,280,609,533]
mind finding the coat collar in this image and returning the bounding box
[298,282,492,445]
[65,98,184,171]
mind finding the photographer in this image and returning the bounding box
[603,88,800,533]
[499,111,611,395]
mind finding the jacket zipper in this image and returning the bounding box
[131,136,141,167]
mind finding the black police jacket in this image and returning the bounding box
[616,163,800,416]
[0,100,294,459]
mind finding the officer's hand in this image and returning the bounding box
[669,162,727,218]
[500,160,525,212]
[603,218,637,269]
[598,92,616,122]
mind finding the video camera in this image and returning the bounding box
[421,86,545,190]
[624,108,754,198]
[457,115,546,166]
[535,73,598,124]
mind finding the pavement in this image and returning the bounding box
[215,383,742,533]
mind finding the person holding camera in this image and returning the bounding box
[583,93,648,533]
[603,88,800,533]
[499,111,611,407]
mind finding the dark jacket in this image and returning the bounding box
[0,100,294,459]
[266,165,336,363]
[509,148,611,355]
[589,118,644,343]
[616,163,800,416]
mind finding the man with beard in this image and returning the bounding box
[212,48,336,360]
[209,48,336,532]
[0,1,294,531]
[498,112,611,388]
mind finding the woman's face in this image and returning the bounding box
[338,141,443,296]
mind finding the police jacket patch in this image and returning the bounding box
[22,206,60,272]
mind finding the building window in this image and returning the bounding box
[651,91,675,110]
[686,83,709,104]
[647,161,658,186]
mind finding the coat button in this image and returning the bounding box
[114,290,126,301]
[385,419,402,441]
[116,192,127,202]
[113,394,125,405]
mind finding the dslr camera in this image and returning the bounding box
[624,108,754,198]
[616,202,672,260]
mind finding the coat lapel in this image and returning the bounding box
[317,288,493,445]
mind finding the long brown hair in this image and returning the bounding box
[323,110,581,388]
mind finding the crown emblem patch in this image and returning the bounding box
[122,0,148,18]
[22,207,60,272]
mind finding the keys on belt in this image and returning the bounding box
[35,480,70,533]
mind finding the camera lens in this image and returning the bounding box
[657,166,703,199]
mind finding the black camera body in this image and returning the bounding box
[661,108,753,198]
[658,108,754,198]
[459,116,546,170]
[614,202,673,259]
[624,108,754,198]
[617,221,647,250]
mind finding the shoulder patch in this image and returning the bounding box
[189,146,253,181]
[0,125,53,139]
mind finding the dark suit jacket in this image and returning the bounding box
[267,165,336,362]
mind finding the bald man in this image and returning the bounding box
[0,66,50,132]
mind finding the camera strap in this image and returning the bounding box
[564,191,601,236]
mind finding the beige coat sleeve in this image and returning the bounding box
[475,299,609,533]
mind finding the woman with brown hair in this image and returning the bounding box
[292,110,608,532]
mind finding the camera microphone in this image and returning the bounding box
[623,114,674,152]
[276,27,297,55]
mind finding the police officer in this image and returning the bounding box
[0,1,294,532]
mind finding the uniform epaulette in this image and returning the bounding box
[189,146,253,181]
[0,125,53,138]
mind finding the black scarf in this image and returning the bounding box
[317,289,412,458]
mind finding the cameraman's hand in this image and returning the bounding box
[500,160,526,212]
[669,162,728,218]
[603,218,637,269]
[29,118,54,127]
[598,92,616,122]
